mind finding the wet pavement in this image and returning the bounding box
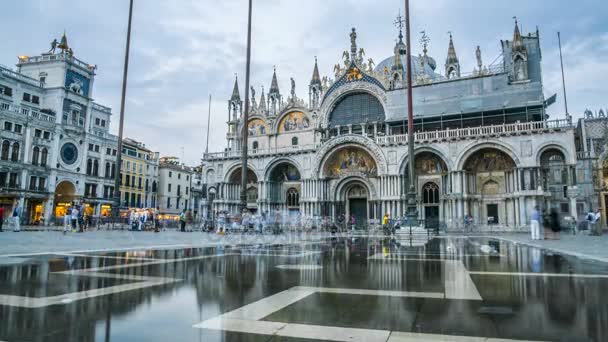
[1,237,607,341]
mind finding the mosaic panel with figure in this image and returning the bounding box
[229,168,258,185]
[278,111,310,133]
[248,119,268,137]
[324,147,377,178]
[270,163,301,182]
[464,149,515,172]
[415,152,447,175]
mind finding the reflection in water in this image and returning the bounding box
[0,238,607,341]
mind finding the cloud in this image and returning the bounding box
[1,0,606,165]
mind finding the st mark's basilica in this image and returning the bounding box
[200,18,578,231]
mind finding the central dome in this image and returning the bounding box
[374,53,443,82]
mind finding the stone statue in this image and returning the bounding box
[49,39,58,54]
[476,45,482,71]
[358,48,365,64]
[334,64,342,79]
[367,58,375,73]
[250,86,257,108]
[342,51,350,67]
[290,77,296,98]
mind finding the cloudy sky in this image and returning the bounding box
[2,0,606,165]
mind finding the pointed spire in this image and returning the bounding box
[258,86,267,112]
[269,67,280,95]
[230,74,241,102]
[310,57,321,85]
[58,30,69,52]
[446,33,459,65]
[512,18,527,53]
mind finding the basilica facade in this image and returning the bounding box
[201,20,577,230]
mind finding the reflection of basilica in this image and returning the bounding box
[201,17,578,230]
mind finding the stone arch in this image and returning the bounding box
[205,168,216,184]
[332,175,377,202]
[536,142,572,165]
[314,135,388,176]
[264,157,303,182]
[319,82,387,129]
[456,141,520,170]
[224,163,259,184]
[273,108,312,134]
[399,146,452,174]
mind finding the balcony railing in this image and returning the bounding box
[0,101,55,123]
[0,64,44,88]
[204,144,319,160]
[376,119,572,146]
[16,53,93,73]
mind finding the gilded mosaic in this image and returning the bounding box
[465,149,515,172]
[278,111,310,133]
[324,147,377,178]
[248,119,268,137]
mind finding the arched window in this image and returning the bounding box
[152,181,157,192]
[329,92,385,127]
[93,160,99,176]
[11,142,19,162]
[111,163,116,178]
[105,162,111,178]
[286,188,299,207]
[32,146,40,165]
[40,148,48,166]
[422,183,439,204]
[1,141,9,160]
[291,137,298,146]
[86,159,92,175]
[252,141,259,151]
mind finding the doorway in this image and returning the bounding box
[424,206,439,229]
[487,204,499,225]
[349,198,367,229]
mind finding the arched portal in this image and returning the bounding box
[463,148,516,226]
[341,181,369,229]
[227,167,259,212]
[54,181,77,218]
[267,162,301,214]
[403,151,448,226]
[540,148,568,213]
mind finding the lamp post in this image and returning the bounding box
[113,0,134,219]
[404,0,418,221]
[239,0,253,213]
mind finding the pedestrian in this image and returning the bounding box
[154,207,160,232]
[11,201,21,232]
[549,207,561,240]
[382,213,390,235]
[179,209,187,232]
[63,209,71,234]
[0,206,4,232]
[530,206,541,240]
[70,206,79,232]
[591,208,602,236]
[351,215,356,231]
[186,209,194,232]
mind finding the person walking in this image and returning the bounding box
[530,206,541,240]
[179,209,187,232]
[549,207,561,240]
[186,209,194,232]
[382,213,390,235]
[11,201,21,232]
[70,206,79,233]
[154,207,160,232]
[591,208,602,236]
[0,206,4,232]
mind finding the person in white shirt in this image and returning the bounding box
[71,207,79,232]
[592,209,602,236]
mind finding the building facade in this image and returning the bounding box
[200,20,583,230]
[119,138,159,209]
[0,33,118,224]
[157,157,194,216]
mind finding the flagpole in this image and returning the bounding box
[557,32,570,122]
[240,0,253,213]
[405,0,417,220]
[205,94,211,154]
[113,0,134,218]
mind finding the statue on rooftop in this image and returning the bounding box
[49,39,58,54]
[290,77,296,99]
